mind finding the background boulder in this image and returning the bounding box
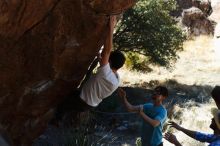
[182,7,215,36]
[173,0,215,36]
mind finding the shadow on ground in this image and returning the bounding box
[33,79,214,146]
[98,79,213,113]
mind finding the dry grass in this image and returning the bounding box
[119,36,220,87]
[118,35,219,146]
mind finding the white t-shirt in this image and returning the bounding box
[80,63,120,107]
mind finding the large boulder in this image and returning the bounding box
[172,0,215,36]
[174,0,212,16]
[84,0,136,15]
[182,7,215,36]
[192,0,213,16]
[0,0,136,145]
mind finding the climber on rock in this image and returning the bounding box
[53,15,126,123]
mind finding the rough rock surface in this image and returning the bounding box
[174,0,215,36]
[174,0,212,16]
[0,0,135,145]
[192,0,213,16]
[182,7,215,36]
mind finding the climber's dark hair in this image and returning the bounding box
[109,51,126,70]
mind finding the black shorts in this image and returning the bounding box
[55,89,93,120]
[66,90,93,111]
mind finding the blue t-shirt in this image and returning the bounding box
[195,132,220,146]
[141,103,167,146]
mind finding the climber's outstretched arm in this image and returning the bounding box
[100,16,117,66]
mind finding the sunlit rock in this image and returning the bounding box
[84,0,137,15]
[182,7,215,36]
[192,0,213,16]
[173,0,214,36]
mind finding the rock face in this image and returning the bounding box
[175,0,212,16]
[174,0,215,36]
[182,7,215,36]
[192,0,213,16]
[84,0,136,15]
[0,0,136,145]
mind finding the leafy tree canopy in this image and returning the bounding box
[114,0,186,68]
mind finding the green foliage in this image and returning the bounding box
[114,0,186,67]
[136,137,142,146]
[125,52,153,72]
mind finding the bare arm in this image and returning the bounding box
[164,132,182,146]
[118,88,161,127]
[100,16,116,66]
[117,88,140,112]
[139,109,160,127]
[168,121,196,139]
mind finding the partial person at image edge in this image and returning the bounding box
[165,108,220,146]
